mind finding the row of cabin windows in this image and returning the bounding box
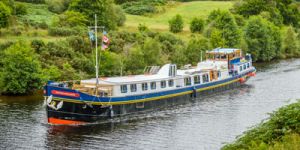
[184,74,209,86]
[239,63,251,72]
[120,80,175,93]
[121,74,211,93]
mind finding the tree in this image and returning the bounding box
[207,10,241,48]
[169,14,184,33]
[210,28,225,48]
[69,0,126,30]
[0,2,11,28]
[283,26,299,57]
[0,41,44,95]
[124,48,145,74]
[141,38,163,66]
[245,16,281,61]
[184,37,209,65]
[190,17,205,33]
[53,11,88,27]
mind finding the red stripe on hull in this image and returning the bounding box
[48,117,86,125]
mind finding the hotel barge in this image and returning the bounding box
[44,48,256,125]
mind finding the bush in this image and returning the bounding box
[15,3,27,15]
[138,23,149,32]
[222,100,300,150]
[46,0,70,14]
[190,17,205,33]
[114,5,126,26]
[121,0,167,15]
[15,0,45,3]
[48,27,79,36]
[53,11,88,27]
[0,41,44,95]
[0,2,11,28]
[169,14,184,33]
[31,39,45,53]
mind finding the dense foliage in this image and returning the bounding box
[190,17,205,33]
[222,100,300,150]
[121,0,166,15]
[0,2,11,28]
[69,0,125,30]
[0,42,44,95]
[169,14,184,33]
[244,16,281,61]
[233,0,300,27]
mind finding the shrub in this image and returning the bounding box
[15,3,27,15]
[46,0,69,14]
[190,17,205,33]
[53,11,88,27]
[0,41,44,95]
[48,27,75,36]
[31,39,45,53]
[169,14,184,33]
[0,2,11,28]
[138,23,149,32]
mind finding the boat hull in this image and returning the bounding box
[46,71,254,125]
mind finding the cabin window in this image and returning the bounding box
[150,82,156,90]
[240,66,243,72]
[120,85,127,93]
[142,83,148,91]
[217,71,221,78]
[194,75,200,84]
[247,63,250,68]
[168,79,174,87]
[184,77,192,86]
[161,80,166,88]
[202,74,209,83]
[243,64,246,70]
[130,84,137,92]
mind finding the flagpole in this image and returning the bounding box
[95,14,99,96]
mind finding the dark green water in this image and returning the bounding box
[1,59,300,150]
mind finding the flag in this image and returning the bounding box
[88,30,95,42]
[102,35,109,43]
[101,43,108,50]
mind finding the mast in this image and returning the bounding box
[95,14,99,95]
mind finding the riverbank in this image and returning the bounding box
[222,100,300,150]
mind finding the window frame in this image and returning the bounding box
[130,84,137,92]
[150,82,156,90]
[194,75,201,84]
[168,79,174,87]
[161,80,166,88]
[184,77,192,86]
[120,84,128,93]
[142,83,148,91]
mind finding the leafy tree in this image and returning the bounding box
[184,37,209,65]
[69,0,125,30]
[283,26,299,57]
[169,14,184,33]
[61,62,80,81]
[190,17,205,33]
[0,41,44,95]
[141,38,163,66]
[0,2,11,28]
[169,45,187,68]
[210,28,225,48]
[99,51,122,76]
[125,48,145,74]
[53,11,88,27]
[245,16,281,61]
[207,10,241,48]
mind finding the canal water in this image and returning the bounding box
[1,59,300,150]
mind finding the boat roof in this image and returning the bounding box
[207,48,240,54]
[81,74,170,85]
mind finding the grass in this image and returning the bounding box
[19,2,57,25]
[123,1,234,32]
